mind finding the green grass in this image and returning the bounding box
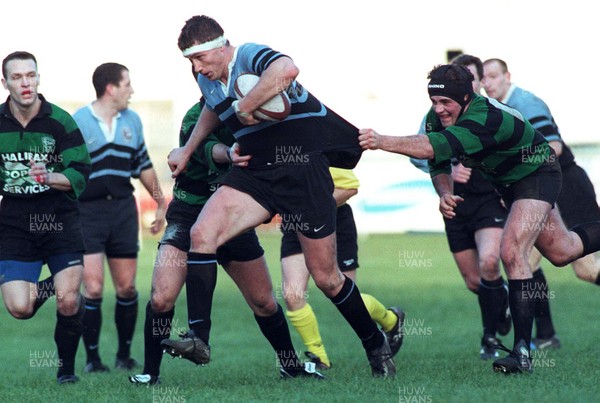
[1,231,598,402]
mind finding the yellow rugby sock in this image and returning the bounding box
[286,303,330,367]
[361,293,397,332]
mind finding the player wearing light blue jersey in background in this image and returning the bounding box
[484,58,600,350]
[74,62,167,374]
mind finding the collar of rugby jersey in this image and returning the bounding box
[87,103,121,143]
[501,84,517,104]
[217,46,240,97]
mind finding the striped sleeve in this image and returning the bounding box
[239,44,289,76]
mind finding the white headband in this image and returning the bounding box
[182,36,227,57]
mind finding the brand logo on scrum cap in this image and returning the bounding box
[428,84,445,88]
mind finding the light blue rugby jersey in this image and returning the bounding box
[196,43,362,169]
[504,85,574,167]
[73,105,152,200]
[198,43,322,138]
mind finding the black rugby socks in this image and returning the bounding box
[82,297,103,363]
[186,252,218,344]
[142,301,174,376]
[478,277,505,336]
[571,221,600,257]
[329,275,384,352]
[254,303,302,370]
[532,269,556,339]
[115,292,139,360]
[55,296,85,378]
[508,279,535,348]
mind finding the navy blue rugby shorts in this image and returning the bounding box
[280,203,359,271]
[221,152,336,240]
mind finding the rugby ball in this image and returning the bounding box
[233,73,291,121]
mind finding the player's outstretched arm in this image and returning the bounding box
[358,129,435,159]
[168,107,221,177]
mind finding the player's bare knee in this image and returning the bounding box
[116,285,137,299]
[499,244,523,272]
[465,278,479,293]
[150,292,175,313]
[56,294,80,316]
[249,296,277,317]
[190,224,217,251]
[480,252,500,273]
[8,305,35,320]
[544,253,572,268]
[83,282,103,299]
[283,289,306,309]
[313,274,344,297]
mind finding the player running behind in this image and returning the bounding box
[0,51,91,384]
[359,63,600,374]
[483,57,600,350]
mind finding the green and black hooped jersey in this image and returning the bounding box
[173,101,235,206]
[0,95,91,200]
[426,94,551,186]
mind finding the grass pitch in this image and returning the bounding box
[1,231,598,402]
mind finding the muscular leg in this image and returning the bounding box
[225,257,303,371]
[534,207,584,266]
[452,249,481,294]
[190,186,271,253]
[500,199,550,348]
[281,253,330,367]
[142,245,187,377]
[225,257,277,316]
[1,280,38,319]
[185,186,270,346]
[282,254,311,312]
[298,232,384,352]
[474,227,506,339]
[108,257,138,364]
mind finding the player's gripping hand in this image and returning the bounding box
[439,193,464,219]
[167,147,190,178]
[227,143,252,167]
[358,128,382,150]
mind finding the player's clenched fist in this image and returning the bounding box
[358,128,382,150]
